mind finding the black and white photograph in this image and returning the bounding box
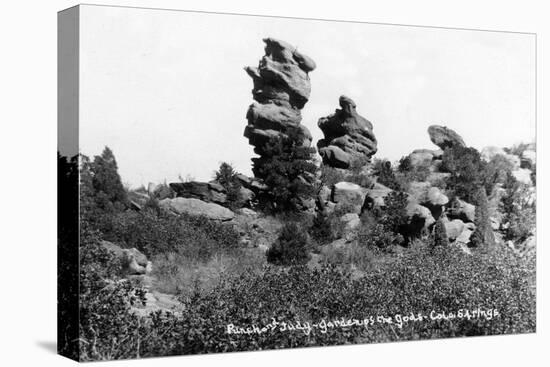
[55,4,539,362]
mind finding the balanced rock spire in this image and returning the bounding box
[243,38,316,157]
[317,95,378,169]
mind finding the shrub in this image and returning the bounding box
[375,191,409,236]
[499,172,536,243]
[357,223,403,252]
[253,127,318,212]
[397,156,412,172]
[266,222,311,265]
[432,217,449,247]
[440,145,493,202]
[214,162,244,210]
[319,165,346,189]
[372,159,402,191]
[471,187,495,247]
[309,212,335,245]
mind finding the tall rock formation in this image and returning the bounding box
[243,38,316,158]
[317,96,377,169]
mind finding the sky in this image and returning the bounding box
[78,5,535,188]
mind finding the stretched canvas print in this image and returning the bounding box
[58,4,537,362]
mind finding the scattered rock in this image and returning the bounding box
[455,227,474,246]
[406,202,435,232]
[522,149,536,166]
[443,218,465,241]
[340,213,361,232]
[426,186,449,207]
[331,181,368,214]
[364,182,392,208]
[237,207,259,218]
[159,197,235,221]
[512,168,533,185]
[101,241,152,276]
[428,125,466,149]
[317,95,377,168]
[239,186,255,204]
[447,197,475,223]
[407,182,448,219]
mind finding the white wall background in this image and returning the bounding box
[79,5,534,187]
[0,1,547,367]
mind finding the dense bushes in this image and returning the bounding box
[79,223,147,361]
[267,222,311,265]
[79,243,535,359]
[100,209,239,260]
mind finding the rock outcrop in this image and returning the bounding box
[244,38,316,157]
[101,241,152,276]
[447,197,475,223]
[331,181,368,214]
[428,125,466,150]
[159,197,235,221]
[170,181,227,205]
[317,96,377,169]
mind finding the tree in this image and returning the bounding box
[252,128,317,212]
[471,187,494,247]
[214,162,243,210]
[91,146,128,211]
[433,217,449,247]
[440,145,493,202]
[266,222,311,265]
[376,191,409,235]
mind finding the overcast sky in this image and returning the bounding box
[78,5,535,188]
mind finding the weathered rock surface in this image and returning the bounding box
[512,168,533,185]
[244,38,315,157]
[407,182,448,219]
[159,197,235,221]
[522,149,536,166]
[428,125,466,150]
[169,181,227,204]
[340,213,361,232]
[406,202,436,232]
[408,149,440,168]
[317,96,377,169]
[443,218,465,241]
[447,197,475,223]
[101,240,152,276]
[147,182,174,200]
[331,181,368,214]
[364,182,392,209]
